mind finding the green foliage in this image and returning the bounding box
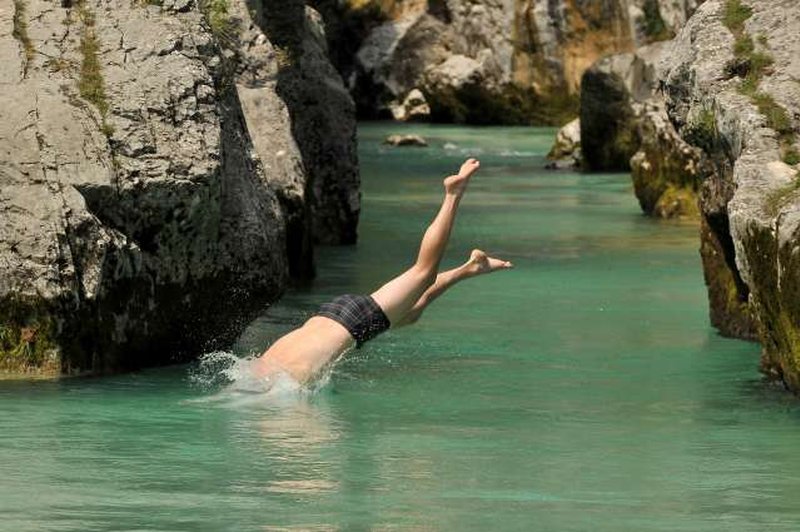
[12,0,35,75]
[783,148,800,167]
[641,0,674,42]
[748,51,774,77]
[200,0,233,42]
[77,2,114,140]
[765,180,800,215]
[78,4,108,116]
[722,0,797,170]
[751,92,792,134]
[733,34,754,57]
[722,0,753,33]
[0,298,58,373]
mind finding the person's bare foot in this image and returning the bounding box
[444,158,480,196]
[464,249,513,276]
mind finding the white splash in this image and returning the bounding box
[186,351,335,408]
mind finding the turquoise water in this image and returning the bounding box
[3,123,800,531]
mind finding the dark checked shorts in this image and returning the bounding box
[317,294,391,348]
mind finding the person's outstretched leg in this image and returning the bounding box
[371,159,481,325]
[393,249,513,327]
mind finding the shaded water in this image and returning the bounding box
[3,124,800,531]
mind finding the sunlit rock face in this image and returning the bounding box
[578,42,703,219]
[660,0,800,390]
[313,0,702,125]
[0,0,358,376]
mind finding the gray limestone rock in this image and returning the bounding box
[0,0,359,376]
[389,88,431,121]
[580,43,666,171]
[383,134,428,147]
[546,118,582,170]
[578,40,702,219]
[661,0,800,388]
[315,0,703,125]
[255,0,361,245]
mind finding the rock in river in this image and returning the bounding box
[384,134,429,147]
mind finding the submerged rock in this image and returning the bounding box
[0,0,358,376]
[384,134,428,147]
[661,0,800,389]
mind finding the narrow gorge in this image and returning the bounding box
[3,0,799,396]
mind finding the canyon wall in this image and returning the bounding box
[659,0,799,388]
[313,0,703,124]
[0,0,359,376]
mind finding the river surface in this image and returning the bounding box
[3,124,800,531]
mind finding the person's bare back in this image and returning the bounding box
[253,159,512,384]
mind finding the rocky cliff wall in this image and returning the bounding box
[660,0,800,389]
[313,0,703,124]
[577,42,703,218]
[0,0,359,376]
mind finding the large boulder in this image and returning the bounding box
[661,0,800,389]
[546,118,582,170]
[630,101,703,217]
[0,0,359,376]
[580,51,651,171]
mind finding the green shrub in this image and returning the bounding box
[12,0,35,74]
[200,0,232,42]
[723,0,753,32]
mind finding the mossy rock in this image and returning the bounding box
[742,224,800,391]
[699,216,758,340]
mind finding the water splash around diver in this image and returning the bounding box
[186,351,334,407]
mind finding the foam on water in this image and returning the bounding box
[186,351,334,408]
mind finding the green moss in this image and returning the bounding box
[76,2,114,141]
[751,92,791,134]
[653,185,699,218]
[783,148,800,166]
[722,0,797,169]
[684,107,718,153]
[0,297,59,374]
[427,82,578,126]
[733,34,754,57]
[722,0,753,33]
[764,179,800,216]
[200,0,232,42]
[78,4,107,115]
[12,0,35,76]
[741,225,800,390]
